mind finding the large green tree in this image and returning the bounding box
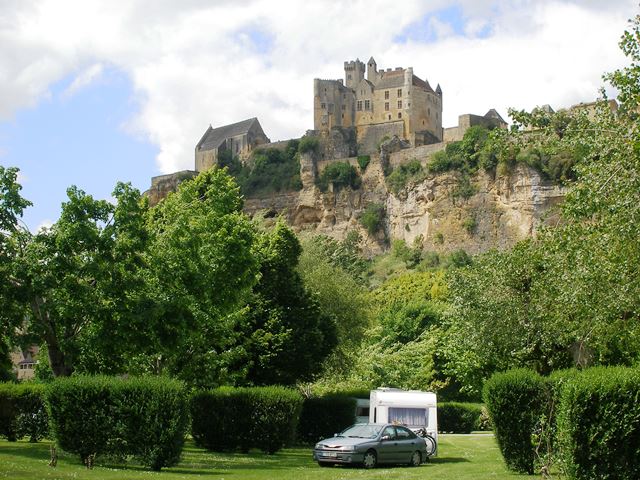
[237,221,338,386]
[441,15,640,395]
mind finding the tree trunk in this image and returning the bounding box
[45,334,73,377]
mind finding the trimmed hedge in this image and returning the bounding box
[0,382,48,442]
[438,402,483,433]
[483,369,546,474]
[556,367,640,480]
[297,395,356,444]
[191,386,303,454]
[46,376,188,470]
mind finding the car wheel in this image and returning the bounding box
[363,450,377,469]
[318,461,332,467]
[409,450,422,467]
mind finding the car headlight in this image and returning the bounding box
[315,443,322,449]
[342,445,356,452]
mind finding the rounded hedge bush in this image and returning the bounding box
[556,367,640,480]
[0,382,48,442]
[46,376,188,470]
[483,368,546,474]
[297,395,356,443]
[191,386,303,454]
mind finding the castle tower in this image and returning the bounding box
[344,59,365,89]
[367,57,378,82]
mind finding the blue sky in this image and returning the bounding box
[1,68,158,230]
[0,0,635,231]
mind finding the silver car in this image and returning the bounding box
[313,423,429,468]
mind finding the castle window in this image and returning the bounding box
[385,102,389,111]
[357,101,363,111]
[397,88,402,97]
[342,104,346,111]
[365,100,370,110]
[384,90,389,99]
[388,114,391,120]
[321,102,326,109]
[398,100,402,109]
[428,108,431,116]
[347,74,352,80]
[398,112,402,119]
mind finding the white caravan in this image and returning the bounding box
[368,388,438,445]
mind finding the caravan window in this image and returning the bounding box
[389,407,427,427]
[356,406,370,417]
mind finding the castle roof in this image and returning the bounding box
[196,117,260,151]
[374,70,434,93]
[484,108,506,124]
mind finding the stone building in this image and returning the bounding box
[195,117,270,172]
[314,57,443,152]
[10,346,39,381]
[443,109,508,142]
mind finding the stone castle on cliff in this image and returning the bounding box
[147,57,507,205]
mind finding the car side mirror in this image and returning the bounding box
[381,435,391,441]
[334,433,338,437]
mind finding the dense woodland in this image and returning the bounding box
[1,16,639,404]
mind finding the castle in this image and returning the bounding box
[146,56,508,205]
[314,58,443,151]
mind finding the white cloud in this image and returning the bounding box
[0,0,637,174]
[61,63,104,99]
[35,219,54,232]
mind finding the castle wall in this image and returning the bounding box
[357,121,404,154]
[316,156,360,174]
[444,114,501,142]
[388,142,445,167]
[147,170,197,206]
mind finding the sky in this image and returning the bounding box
[0,0,636,231]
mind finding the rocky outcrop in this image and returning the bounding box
[243,156,566,256]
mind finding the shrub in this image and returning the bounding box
[483,369,546,474]
[359,203,385,236]
[0,382,48,442]
[191,386,303,454]
[386,160,424,194]
[317,162,361,192]
[297,395,356,444]
[241,143,302,196]
[298,136,320,154]
[438,402,482,433]
[357,155,370,171]
[556,367,640,480]
[46,376,188,470]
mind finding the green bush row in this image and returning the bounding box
[483,367,640,479]
[297,395,356,444]
[46,376,189,470]
[438,402,487,433]
[191,386,303,454]
[0,382,48,442]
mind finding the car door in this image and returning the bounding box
[394,426,420,462]
[378,426,399,463]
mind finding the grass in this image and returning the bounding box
[0,435,536,480]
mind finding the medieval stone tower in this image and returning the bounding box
[314,57,443,152]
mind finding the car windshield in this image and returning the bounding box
[339,424,383,439]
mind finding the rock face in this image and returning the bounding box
[244,155,566,256]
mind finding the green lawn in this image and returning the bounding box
[0,434,536,480]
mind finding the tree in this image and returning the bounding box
[238,221,338,385]
[0,166,32,379]
[138,168,258,386]
[16,182,150,377]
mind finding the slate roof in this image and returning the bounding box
[484,108,506,124]
[196,117,259,151]
[374,71,434,93]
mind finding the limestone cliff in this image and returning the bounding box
[244,155,566,256]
